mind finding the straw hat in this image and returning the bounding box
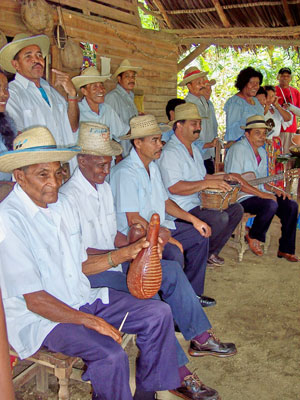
[78,122,123,156]
[179,67,208,87]
[0,33,50,74]
[72,66,111,92]
[112,59,142,79]
[204,78,216,86]
[120,115,161,140]
[0,127,79,173]
[171,103,207,123]
[241,115,269,130]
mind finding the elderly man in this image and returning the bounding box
[180,67,219,174]
[0,33,78,171]
[110,115,218,307]
[0,126,211,400]
[225,115,298,261]
[105,59,142,156]
[275,67,300,153]
[158,103,244,266]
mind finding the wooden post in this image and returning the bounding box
[177,44,209,72]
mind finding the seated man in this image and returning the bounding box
[157,103,244,266]
[225,115,298,261]
[110,115,216,306]
[0,127,219,400]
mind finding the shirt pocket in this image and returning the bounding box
[32,247,52,285]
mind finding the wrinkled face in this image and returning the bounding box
[177,119,202,143]
[118,70,136,92]
[266,90,276,106]
[78,154,112,186]
[11,45,45,82]
[81,82,106,105]
[242,77,260,97]
[14,162,63,208]
[245,128,267,148]
[187,77,207,98]
[256,93,267,107]
[278,72,292,88]
[0,73,9,112]
[134,134,163,162]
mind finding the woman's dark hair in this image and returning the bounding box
[256,87,267,97]
[264,85,275,93]
[235,67,263,91]
[0,113,16,150]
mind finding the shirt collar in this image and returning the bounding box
[81,97,104,114]
[129,147,156,174]
[74,167,98,196]
[15,73,48,90]
[116,84,134,99]
[170,132,197,152]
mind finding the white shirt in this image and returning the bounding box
[0,184,108,359]
[60,168,122,272]
[265,106,293,139]
[158,134,207,212]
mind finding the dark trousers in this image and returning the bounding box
[241,195,298,254]
[42,289,180,400]
[204,158,215,175]
[163,221,209,296]
[188,203,243,256]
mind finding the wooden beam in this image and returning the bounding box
[163,25,300,38]
[177,44,209,72]
[178,37,300,48]
[211,0,231,28]
[152,0,173,28]
[281,0,295,26]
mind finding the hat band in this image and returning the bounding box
[245,120,266,127]
[183,70,204,79]
[14,144,58,151]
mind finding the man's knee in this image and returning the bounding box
[161,259,185,284]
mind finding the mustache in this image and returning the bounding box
[32,63,43,68]
[193,130,201,134]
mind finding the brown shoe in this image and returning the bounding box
[189,330,237,358]
[245,233,263,256]
[277,251,299,262]
[207,254,224,266]
[170,373,220,400]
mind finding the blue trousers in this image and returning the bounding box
[241,195,298,254]
[88,259,212,367]
[163,221,209,296]
[42,289,180,400]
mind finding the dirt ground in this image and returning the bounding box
[15,217,300,400]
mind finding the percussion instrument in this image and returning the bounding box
[199,181,240,211]
[127,213,162,299]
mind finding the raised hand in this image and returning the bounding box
[52,68,77,97]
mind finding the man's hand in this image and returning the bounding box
[191,216,211,238]
[271,187,291,200]
[168,237,183,253]
[127,237,149,260]
[222,173,242,184]
[52,69,77,97]
[261,192,277,202]
[204,179,232,192]
[84,314,122,344]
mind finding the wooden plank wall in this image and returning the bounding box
[0,0,178,122]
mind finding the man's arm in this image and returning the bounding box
[168,178,231,196]
[24,290,122,343]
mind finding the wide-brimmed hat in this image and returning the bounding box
[77,122,122,156]
[179,67,208,87]
[120,115,161,140]
[112,59,142,79]
[204,78,216,86]
[0,127,79,173]
[0,33,50,74]
[241,115,269,130]
[72,66,111,91]
[171,103,207,124]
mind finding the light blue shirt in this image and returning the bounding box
[0,184,108,359]
[185,93,218,160]
[105,85,137,156]
[161,128,174,143]
[223,95,264,142]
[110,147,175,234]
[157,134,207,212]
[224,136,269,200]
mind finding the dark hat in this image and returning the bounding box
[278,67,292,75]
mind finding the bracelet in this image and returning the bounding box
[107,251,117,268]
[67,94,78,100]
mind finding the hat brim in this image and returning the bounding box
[120,127,162,140]
[112,66,142,80]
[179,71,208,87]
[72,75,111,92]
[79,140,123,157]
[0,35,50,74]
[0,147,79,173]
[241,123,269,130]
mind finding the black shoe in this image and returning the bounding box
[198,295,216,308]
[170,373,220,400]
[189,331,237,357]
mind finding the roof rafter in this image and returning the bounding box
[177,44,209,72]
[212,0,231,28]
[281,0,295,26]
[152,0,173,28]
[177,37,300,48]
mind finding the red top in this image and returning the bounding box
[275,85,300,132]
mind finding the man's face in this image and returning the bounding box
[135,135,163,162]
[118,70,136,92]
[78,154,112,186]
[245,128,267,148]
[243,77,260,97]
[266,90,276,106]
[187,77,207,98]
[202,84,212,101]
[177,119,202,143]
[256,93,267,108]
[11,45,45,82]
[278,72,292,88]
[14,162,63,208]
[81,82,106,105]
[0,73,9,113]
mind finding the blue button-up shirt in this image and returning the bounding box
[110,147,175,234]
[157,134,207,212]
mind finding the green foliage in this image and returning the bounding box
[138,1,159,30]
[178,45,300,137]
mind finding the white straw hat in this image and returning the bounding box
[0,127,79,173]
[171,103,207,123]
[112,59,142,79]
[241,115,269,130]
[0,33,50,74]
[72,66,111,91]
[78,122,123,156]
[179,66,208,87]
[120,115,161,140]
